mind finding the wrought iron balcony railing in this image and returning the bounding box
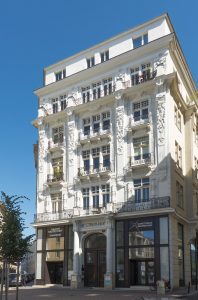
[114,196,170,213]
[130,153,151,167]
[34,209,73,223]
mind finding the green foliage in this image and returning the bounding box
[0,192,34,263]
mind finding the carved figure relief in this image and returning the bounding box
[156,96,165,145]
[116,106,124,154]
[68,121,75,166]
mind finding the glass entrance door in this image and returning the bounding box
[46,262,63,284]
[84,233,106,287]
[130,260,154,286]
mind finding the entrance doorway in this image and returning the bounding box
[46,262,63,284]
[84,233,106,287]
[130,260,155,286]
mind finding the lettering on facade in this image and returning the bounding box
[79,221,105,230]
[47,227,64,237]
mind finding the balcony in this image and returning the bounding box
[123,70,157,89]
[73,204,113,216]
[34,209,73,223]
[48,141,65,152]
[114,196,170,213]
[128,114,151,131]
[79,126,111,144]
[78,164,111,180]
[47,173,64,185]
[130,153,151,169]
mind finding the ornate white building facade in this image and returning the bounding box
[33,14,198,289]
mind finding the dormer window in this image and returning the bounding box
[55,69,66,81]
[133,33,148,49]
[87,56,95,68]
[101,50,109,63]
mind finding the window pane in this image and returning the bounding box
[116,222,124,246]
[46,237,64,250]
[129,247,154,259]
[129,230,154,246]
[46,251,64,261]
[160,247,169,282]
[116,249,125,281]
[160,217,168,244]
[133,37,142,48]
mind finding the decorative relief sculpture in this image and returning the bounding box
[156,96,165,145]
[68,121,75,165]
[116,106,124,154]
[38,126,46,172]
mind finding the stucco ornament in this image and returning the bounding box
[154,52,167,71]
[116,106,124,154]
[38,127,46,172]
[68,121,75,165]
[156,96,165,145]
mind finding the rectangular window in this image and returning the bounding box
[93,115,100,133]
[91,186,99,208]
[52,126,64,144]
[133,33,148,49]
[176,181,184,209]
[134,178,149,203]
[52,98,59,114]
[60,94,67,111]
[133,136,149,161]
[175,141,182,169]
[101,50,109,62]
[51,193,62,213]
[102,145,110,168]
[82,86,90,103]
[87,56,95,68]
[82,188,89,209]
[103,78,113,96]
[102,184,110,206]
[174,106,182,131]
[92,82,101,100]
[92,148,100,170]
[55,69,66,81]
[133,100,149,121]
[52,157,63,181]
[82,150,90,172]
[83,117,90,136]
[102,111,110,130]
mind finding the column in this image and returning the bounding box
[104,217,114,289]
[71,221,81,288]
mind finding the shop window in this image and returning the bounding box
[159,217,168,244]
[178,223,185,286]
[129,228,154,246]
[160,247,170,282]
[46,237,64,250]
[129,247,154,259]
[190,241,197,284]
[46,251,64,261]
[116,249,125,283]
[116,222,124,247]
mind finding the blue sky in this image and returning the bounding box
[0,0,197,236]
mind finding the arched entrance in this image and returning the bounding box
[84,233,106,287]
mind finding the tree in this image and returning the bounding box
[0,192,34,300]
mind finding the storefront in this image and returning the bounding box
[36,225,73,286]
[115,216,170,287]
